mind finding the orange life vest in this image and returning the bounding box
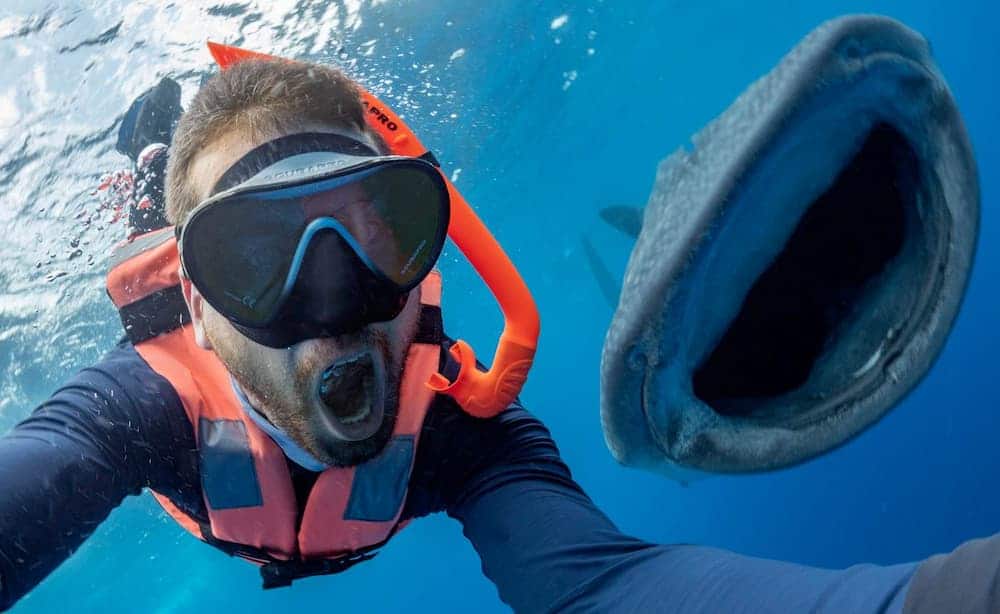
[106,226,444,587]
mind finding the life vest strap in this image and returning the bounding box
[118,284,190,345]
[414,304,443,346]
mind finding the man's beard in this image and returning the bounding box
[293,326,402,466]
[217,325,405,468]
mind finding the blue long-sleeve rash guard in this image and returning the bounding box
[0,343,995,612]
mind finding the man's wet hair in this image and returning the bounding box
[165,58,386,225]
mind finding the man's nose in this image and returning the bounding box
[292,230,365,324]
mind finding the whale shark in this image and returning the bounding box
[600,15,980,479]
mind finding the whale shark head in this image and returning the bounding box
[600,15,979,478]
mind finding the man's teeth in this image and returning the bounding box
[339,400,372,425]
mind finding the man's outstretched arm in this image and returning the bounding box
[0,344,196,611]
[426,402,1000,613]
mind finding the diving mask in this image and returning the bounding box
[177,132,450,348]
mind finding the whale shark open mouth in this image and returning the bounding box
[600,15,979,478]
[692,123,937,424]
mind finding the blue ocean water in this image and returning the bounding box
[0,1,997,612]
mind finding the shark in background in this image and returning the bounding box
[596,15,980,480]
[582,206,643,307]
[580,205,642,309]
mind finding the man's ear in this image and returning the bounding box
[180,270,213,350]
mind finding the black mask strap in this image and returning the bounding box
[211,132,379,195]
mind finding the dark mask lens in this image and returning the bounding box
[185,194,306,324]
[357,164,448,287]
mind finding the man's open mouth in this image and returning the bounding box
[317,349,386,442]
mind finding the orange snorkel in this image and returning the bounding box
[206,42,539,419]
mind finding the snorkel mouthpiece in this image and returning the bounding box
[208,41,540,418]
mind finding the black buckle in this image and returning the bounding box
[259,551,378,589]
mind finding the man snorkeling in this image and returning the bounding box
[1,48,998,613]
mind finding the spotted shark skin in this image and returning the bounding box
[600,15,979,479]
